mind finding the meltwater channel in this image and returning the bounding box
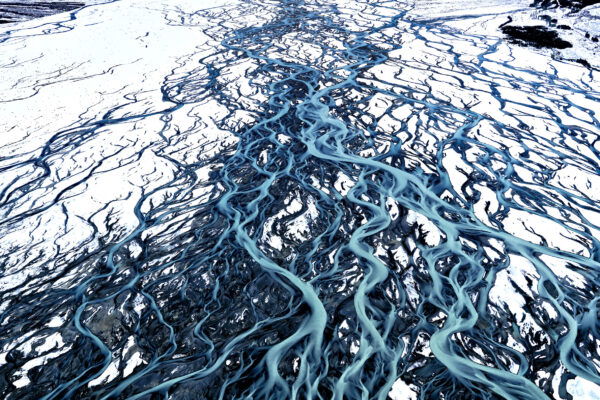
[0,0,600,399]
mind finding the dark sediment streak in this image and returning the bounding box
[0,2,85,24]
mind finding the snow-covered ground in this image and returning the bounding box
[408,0,600,68]
[0,0,111,24]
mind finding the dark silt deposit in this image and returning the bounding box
[0,2,85,24]
[501,25,573,49]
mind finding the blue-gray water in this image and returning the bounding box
[0,0,599,399]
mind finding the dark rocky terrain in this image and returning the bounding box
[531,0,600,10]
[501,24,573,48]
